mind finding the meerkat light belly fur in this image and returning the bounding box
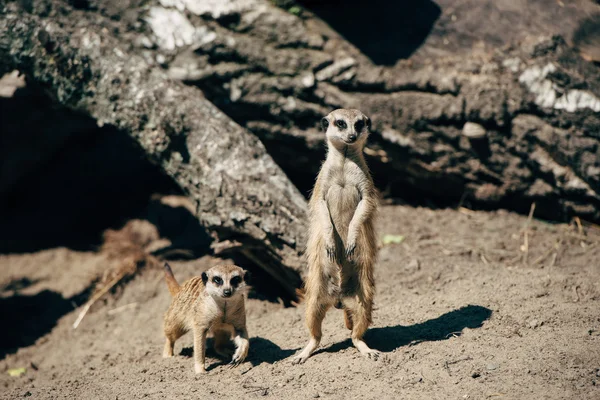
[293,109,379,364]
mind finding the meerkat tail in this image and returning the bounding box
[163,262,180,296]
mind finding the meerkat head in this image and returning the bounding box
[321,109,371,151]
[201,264,250,300]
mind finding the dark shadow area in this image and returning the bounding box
[0,84,184,254]
[0,283,90,360]
[180,337,297,369]
[470,137,492,160]
[318,305,492,354]
[180,341,232,371]
[225,252,301,307]
[145,198,213,259]
[297,0,441,65]
[247,337,298,366]
[179,346,194,358]
[0,277,41,293]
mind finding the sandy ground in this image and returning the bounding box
[1,205,600,400]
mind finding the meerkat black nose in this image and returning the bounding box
[347,133,357,142]
[223,288,232,297]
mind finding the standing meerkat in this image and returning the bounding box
[293,109,380,364]
[162,263,251,373]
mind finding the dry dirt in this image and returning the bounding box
[1,205,600,400]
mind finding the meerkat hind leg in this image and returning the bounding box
[351,301,380,361]
[163,326,185,358]
[343,307,354,330]
[163,338,175,358]
[292,299,329,364]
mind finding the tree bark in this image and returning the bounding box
[0,3,308,300]
[138,0,600,223]
[2,0,600,293]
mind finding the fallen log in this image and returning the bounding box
[0,4,308,300]
[135,0,600,223]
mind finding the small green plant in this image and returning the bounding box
[270,0,302,16]
[288,6,301,15]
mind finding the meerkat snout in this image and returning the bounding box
[321,110,371,146]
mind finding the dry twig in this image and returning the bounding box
[520,203,536,265]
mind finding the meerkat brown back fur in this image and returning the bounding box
[293,109,380,364]
[162,263,251,373]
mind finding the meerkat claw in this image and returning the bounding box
[326,246,335,261]
[345,243,356,259]
[365,350,381,361]
[229,354,245,368]
[291,355,306,365]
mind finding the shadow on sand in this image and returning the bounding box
[0,278,90,360]
[180,337,298,371]
[319,304,492,354]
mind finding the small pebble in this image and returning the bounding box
[313,393,320,398]
[486,363,499,371]
[528,319,543,329]
[462,122,487,139]
[406,259,420,272]
[471,371,481,378]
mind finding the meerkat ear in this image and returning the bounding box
[243,270,251,285]
[365,116,371,131]
[321,117,330,131]
[201,271,208,284]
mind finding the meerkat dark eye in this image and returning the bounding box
[230,276,242,287]
[336,120,347,130]
[212,276,223,285]
[354,120,364,131]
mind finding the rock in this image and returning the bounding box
[405,259,421,273]
[528,319,543,329]
[486,363,499,371]
[462,122,487,139]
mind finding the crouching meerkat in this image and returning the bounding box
[162,263,251,373]
[293,109,380,364]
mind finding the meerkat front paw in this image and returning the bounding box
[345,240,357,260]
[325,234,336,261]
[326,246,336,261]
[229,346,248,368]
